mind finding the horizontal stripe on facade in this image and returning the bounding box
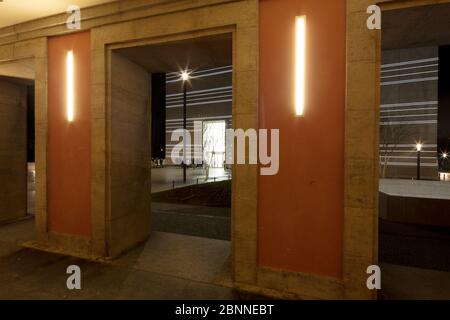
[381,57,439,69]
[381,63,438,74]
[379,162,437,167]
[166,65,232,80]
[381,120,437,125]
[381,77,438,86]
[381,70,437,79]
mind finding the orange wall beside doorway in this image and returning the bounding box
[258,0,346,278]
[47,32,91,237]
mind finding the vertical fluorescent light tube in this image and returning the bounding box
[67,50,74,122]
[295,16,306,116]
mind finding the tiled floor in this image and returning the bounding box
[152,202,231,240]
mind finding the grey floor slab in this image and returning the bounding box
[0,218,242,300]
[381,263,450,300]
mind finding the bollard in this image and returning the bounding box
[172,181,175,190]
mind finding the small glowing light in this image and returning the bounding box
[443,152,448,159]
[416,143,423,152]
[295,16,306,116]
[181,71,190,82]
[66,50,74,122]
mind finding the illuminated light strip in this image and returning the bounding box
[166,89,232,101]
[166,86,232,97]
[380,70,437,79]
[379,144,437,147]
[381,113,437,119]
[166,94,232,104]
[166,115,232,123]
[295,16,306,116]
[380,107,437,113]
[381,77,438,86]
[166,70,232,83]
[379,156,437,160]
[381,57,438,69]
[378,161,437,167]
[166,65,232,78]
[166,99,232,109]
[380,120,437,125]
[66,51,74,122]
[381,101,437,108]
[380,151,436,154]
[381,63,438,73]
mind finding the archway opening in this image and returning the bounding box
[109,33,234,286]
[0,58,36,245]
[379,3,450,299]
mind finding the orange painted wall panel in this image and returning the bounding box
[258,0,346,278]
[47,32,91,237]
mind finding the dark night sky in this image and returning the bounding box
[439,46,450,171]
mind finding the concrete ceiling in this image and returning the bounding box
[0,75,34,86]
[116,34,232,73]
[0,0,116,29]
[383,3,450,49]
[0,58,34,80]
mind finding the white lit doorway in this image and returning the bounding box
[203,120,226,168]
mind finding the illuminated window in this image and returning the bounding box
[203,121,226,168]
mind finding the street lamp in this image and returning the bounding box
[416,142,423,180]
[180,71,191,183]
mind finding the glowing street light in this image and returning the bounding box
[416,143,423,152]
[181,71,190,82]
[416,142,423,180]
[180,70,190,183]
[442,152,448,160]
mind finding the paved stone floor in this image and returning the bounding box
[379,219,450,272]
[381,263,450,300]
[1,218,450,299]
[379,219,450,299]
[153,202,230,240]
[17,167,450,299]
[0,218,261,300]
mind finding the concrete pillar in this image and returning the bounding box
[108,52,151,257]
[0,79,27,223]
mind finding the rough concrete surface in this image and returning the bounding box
[0,218,261,300]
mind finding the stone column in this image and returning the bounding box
[108,52,152,257]
[0,79,27,223]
